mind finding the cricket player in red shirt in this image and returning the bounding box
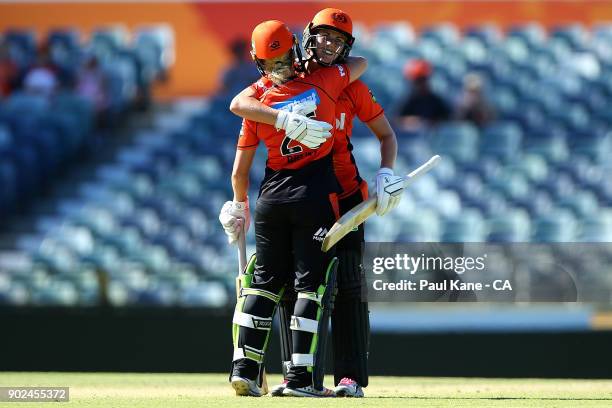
[229,9,404,398]
[219,19,368,397]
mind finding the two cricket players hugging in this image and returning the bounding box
[218,8,404,398]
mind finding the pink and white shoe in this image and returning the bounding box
[334,377,364,397]
[270,379,288,397]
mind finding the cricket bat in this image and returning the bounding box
[235,223,269,394]
[321,155,441,252]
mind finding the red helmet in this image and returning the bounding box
[404,59,432,80]
[303,8,355,66]
[250,20,303,76]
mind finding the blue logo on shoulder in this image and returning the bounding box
[271,89,320,112]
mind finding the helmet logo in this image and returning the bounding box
[332,12,347,24]
[270,40,281,50]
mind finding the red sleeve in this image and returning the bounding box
[352,81,384,123]
[236,119,259,150]
[318,63,351,100]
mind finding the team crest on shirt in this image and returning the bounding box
[255,79,271,94]
[368,89,377,103]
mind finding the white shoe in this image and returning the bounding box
[335,377,364,397]
[282,384,335,397]
[230,376,263,397]
[270,379,288,397]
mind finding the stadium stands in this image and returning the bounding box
[0,25,172,219]
[0,22,610,306]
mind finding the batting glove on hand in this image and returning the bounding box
[290,100,317,116]
[219,199,250,244]
[375,168,404,216]
[275,108,333,150]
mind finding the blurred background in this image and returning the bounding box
[0,1,611,377]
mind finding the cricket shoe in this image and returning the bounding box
[282,384,335,397]
[230,376,263,397]
[270,379,288,396]
[335,377,364,397]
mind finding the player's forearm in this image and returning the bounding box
[229,94,278,126]
[231,149,255,202]
[367,114,397,169]
[231,172,249,202]
[379,132,397,169]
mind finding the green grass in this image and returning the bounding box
[2,373,612,407]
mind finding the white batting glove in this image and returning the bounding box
[290,100,317,116]
[375,168,404,216]
[218,199,250,244]
[275,109,332,149]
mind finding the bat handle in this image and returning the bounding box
[236,220,247,274]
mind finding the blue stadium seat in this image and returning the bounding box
[465,24,502,47]
[134,24,175,77]
[395,209,441,242]
[579,212,612,242]
[463,189,508,216]
[5,29,37,69]
[524,128,569,164]
[480,121,522,161]
[421,24,460,46]
[488,86,518,118]
[551,24,589,50]
[432,122,479,163]
[373,22,415,45]
[506,153,549,184]
[558,190,600,218]
[533,209,577,242]
[178,280,229,307]
[442,209,486,242]
[0,161,18,214]
[489,170,531,201]
[539,171,576,200]
[487,208,531,242]
[508,23,546,48]
[90,26,128,62]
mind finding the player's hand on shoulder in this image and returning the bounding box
[374,168,404,216]
[219,199,250,244]
[275,109,332,149]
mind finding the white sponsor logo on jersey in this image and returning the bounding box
[336,64,345,77]
[313,227,328,242]
[336,112,346,130]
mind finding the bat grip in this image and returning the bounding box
[236,220,247,275]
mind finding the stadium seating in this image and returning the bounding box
[0,26,174,219]
[0,22,610,306]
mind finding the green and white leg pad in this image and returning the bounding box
[232,255,283,388]
[289,257,339,390]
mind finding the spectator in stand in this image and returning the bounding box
[76,54,109,117]
[455,72,495,128]
[23,45,58,99]
[0,39,18,98]
[219,37,260,97]
[396,59,451,131]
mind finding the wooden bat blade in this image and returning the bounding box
[321,197,376,252]
[321,155,441,252]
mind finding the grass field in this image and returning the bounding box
[2,373,612,407]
